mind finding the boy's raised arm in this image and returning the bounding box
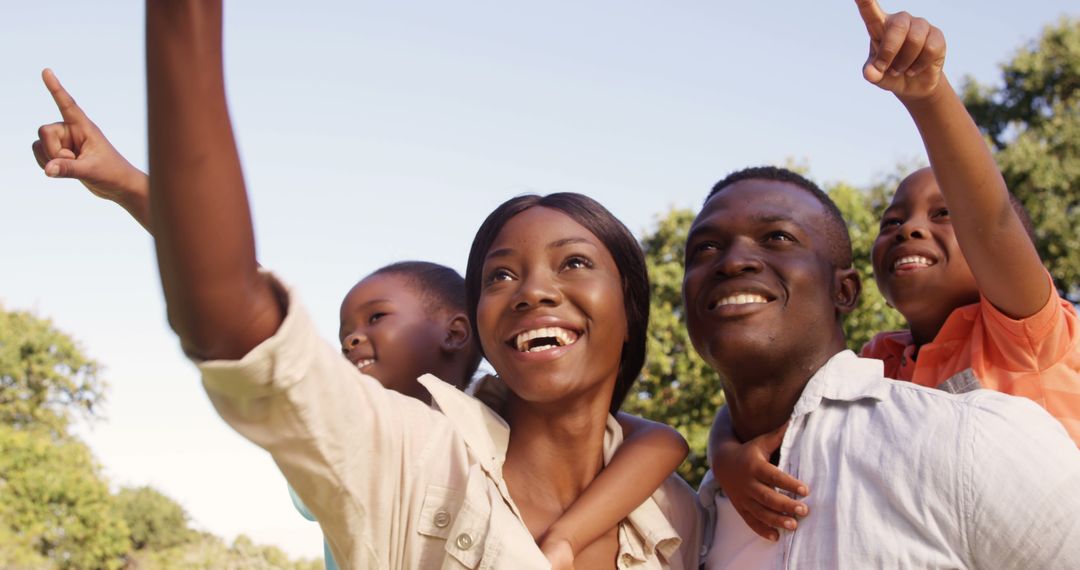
[856,0,1050,318]
[146,0,281,359]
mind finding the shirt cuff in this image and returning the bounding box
[196,271,316,402]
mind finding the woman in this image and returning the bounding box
[145,2,703,568]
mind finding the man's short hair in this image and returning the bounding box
[708,166,854,269]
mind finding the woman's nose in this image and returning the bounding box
[513,271,562,311]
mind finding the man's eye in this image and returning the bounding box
[932,208,950,219]
[368,312,387,325]
[881,217,902,228]
[767,231,796,242]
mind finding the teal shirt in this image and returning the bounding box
[287,484,340,570]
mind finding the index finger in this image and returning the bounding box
[41,68,89,124]
[855,0,887,39]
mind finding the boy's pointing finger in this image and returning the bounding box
[855,0,887,39]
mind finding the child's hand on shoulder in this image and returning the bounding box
[855,0,946,102]
[712,422,809,541]
[32,68,148,208]
[539,536,576,570]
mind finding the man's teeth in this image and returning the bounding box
[716,293,769,307]
[894,255,934,269]
[515,327,578,353]
[356,358,375,369]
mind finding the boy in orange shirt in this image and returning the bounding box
[708,0,1080,541]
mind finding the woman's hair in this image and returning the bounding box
[465,193,649,413]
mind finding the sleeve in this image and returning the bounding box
[195,275,453,565]
[963,392,1080,569]
[979,273,1077,371]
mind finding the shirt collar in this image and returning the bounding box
[420,374,509,475]
[791,350,889,419]
[421,374,683,564]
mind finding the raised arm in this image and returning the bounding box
[856,0,1050,318]
[33,69,151,231]
[539,413,688,568]
[146,0,280,359]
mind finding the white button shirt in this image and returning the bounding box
[196,280,705,569]
[701,350,1080,569]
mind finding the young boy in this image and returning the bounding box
[707,0,1080,541]
[32,69,691,569]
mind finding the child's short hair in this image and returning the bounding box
[370,261,482,382]
[708,166,854,269]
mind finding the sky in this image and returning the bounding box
[2,0,1076,561]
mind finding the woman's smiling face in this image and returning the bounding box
[477,206,627,409]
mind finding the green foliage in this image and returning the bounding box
[624,208,723,487]
[0,306,106,435]
[0,304,319,568]
[130,533,322,570]
[826,180,907,352]
[0,425,130,570]
[962,17,1080,296]
[114,486,195,552]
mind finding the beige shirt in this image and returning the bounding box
[197,281,704,569]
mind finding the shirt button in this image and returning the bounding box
[455,533,474,550]
[433,510,451,528]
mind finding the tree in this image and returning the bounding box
[114,486,195,552]
[962,17,1080,298]
[827,179,907,352]
[624,208,723,486]
[0,306,107,435]
[131,533,323,570]
[0,425,130,570]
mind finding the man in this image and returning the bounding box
[685,167,1080,568]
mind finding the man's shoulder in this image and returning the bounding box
[856,369,1072,457]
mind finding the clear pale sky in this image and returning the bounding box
[2,0,1075,560]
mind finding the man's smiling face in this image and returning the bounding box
[683,179,855,374]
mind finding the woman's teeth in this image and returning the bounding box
[515,327,578,353]
[356,358,375,369]
[716,293,769,307]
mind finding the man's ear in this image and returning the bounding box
[834,266,861,314]
[442,312,472,353]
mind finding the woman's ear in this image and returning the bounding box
[834,266,862,314]
[442,312,472,353]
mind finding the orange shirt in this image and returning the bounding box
[860,288,1080,445]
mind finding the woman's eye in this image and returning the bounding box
[484,268,514,285]
[562,255,594,270]
[933,208,950,219]
[881,217,902,229]
[368,312,387,325]
[767,231,796,242]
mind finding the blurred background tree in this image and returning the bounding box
[0,305,321,568]
[962,17,1080,299]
